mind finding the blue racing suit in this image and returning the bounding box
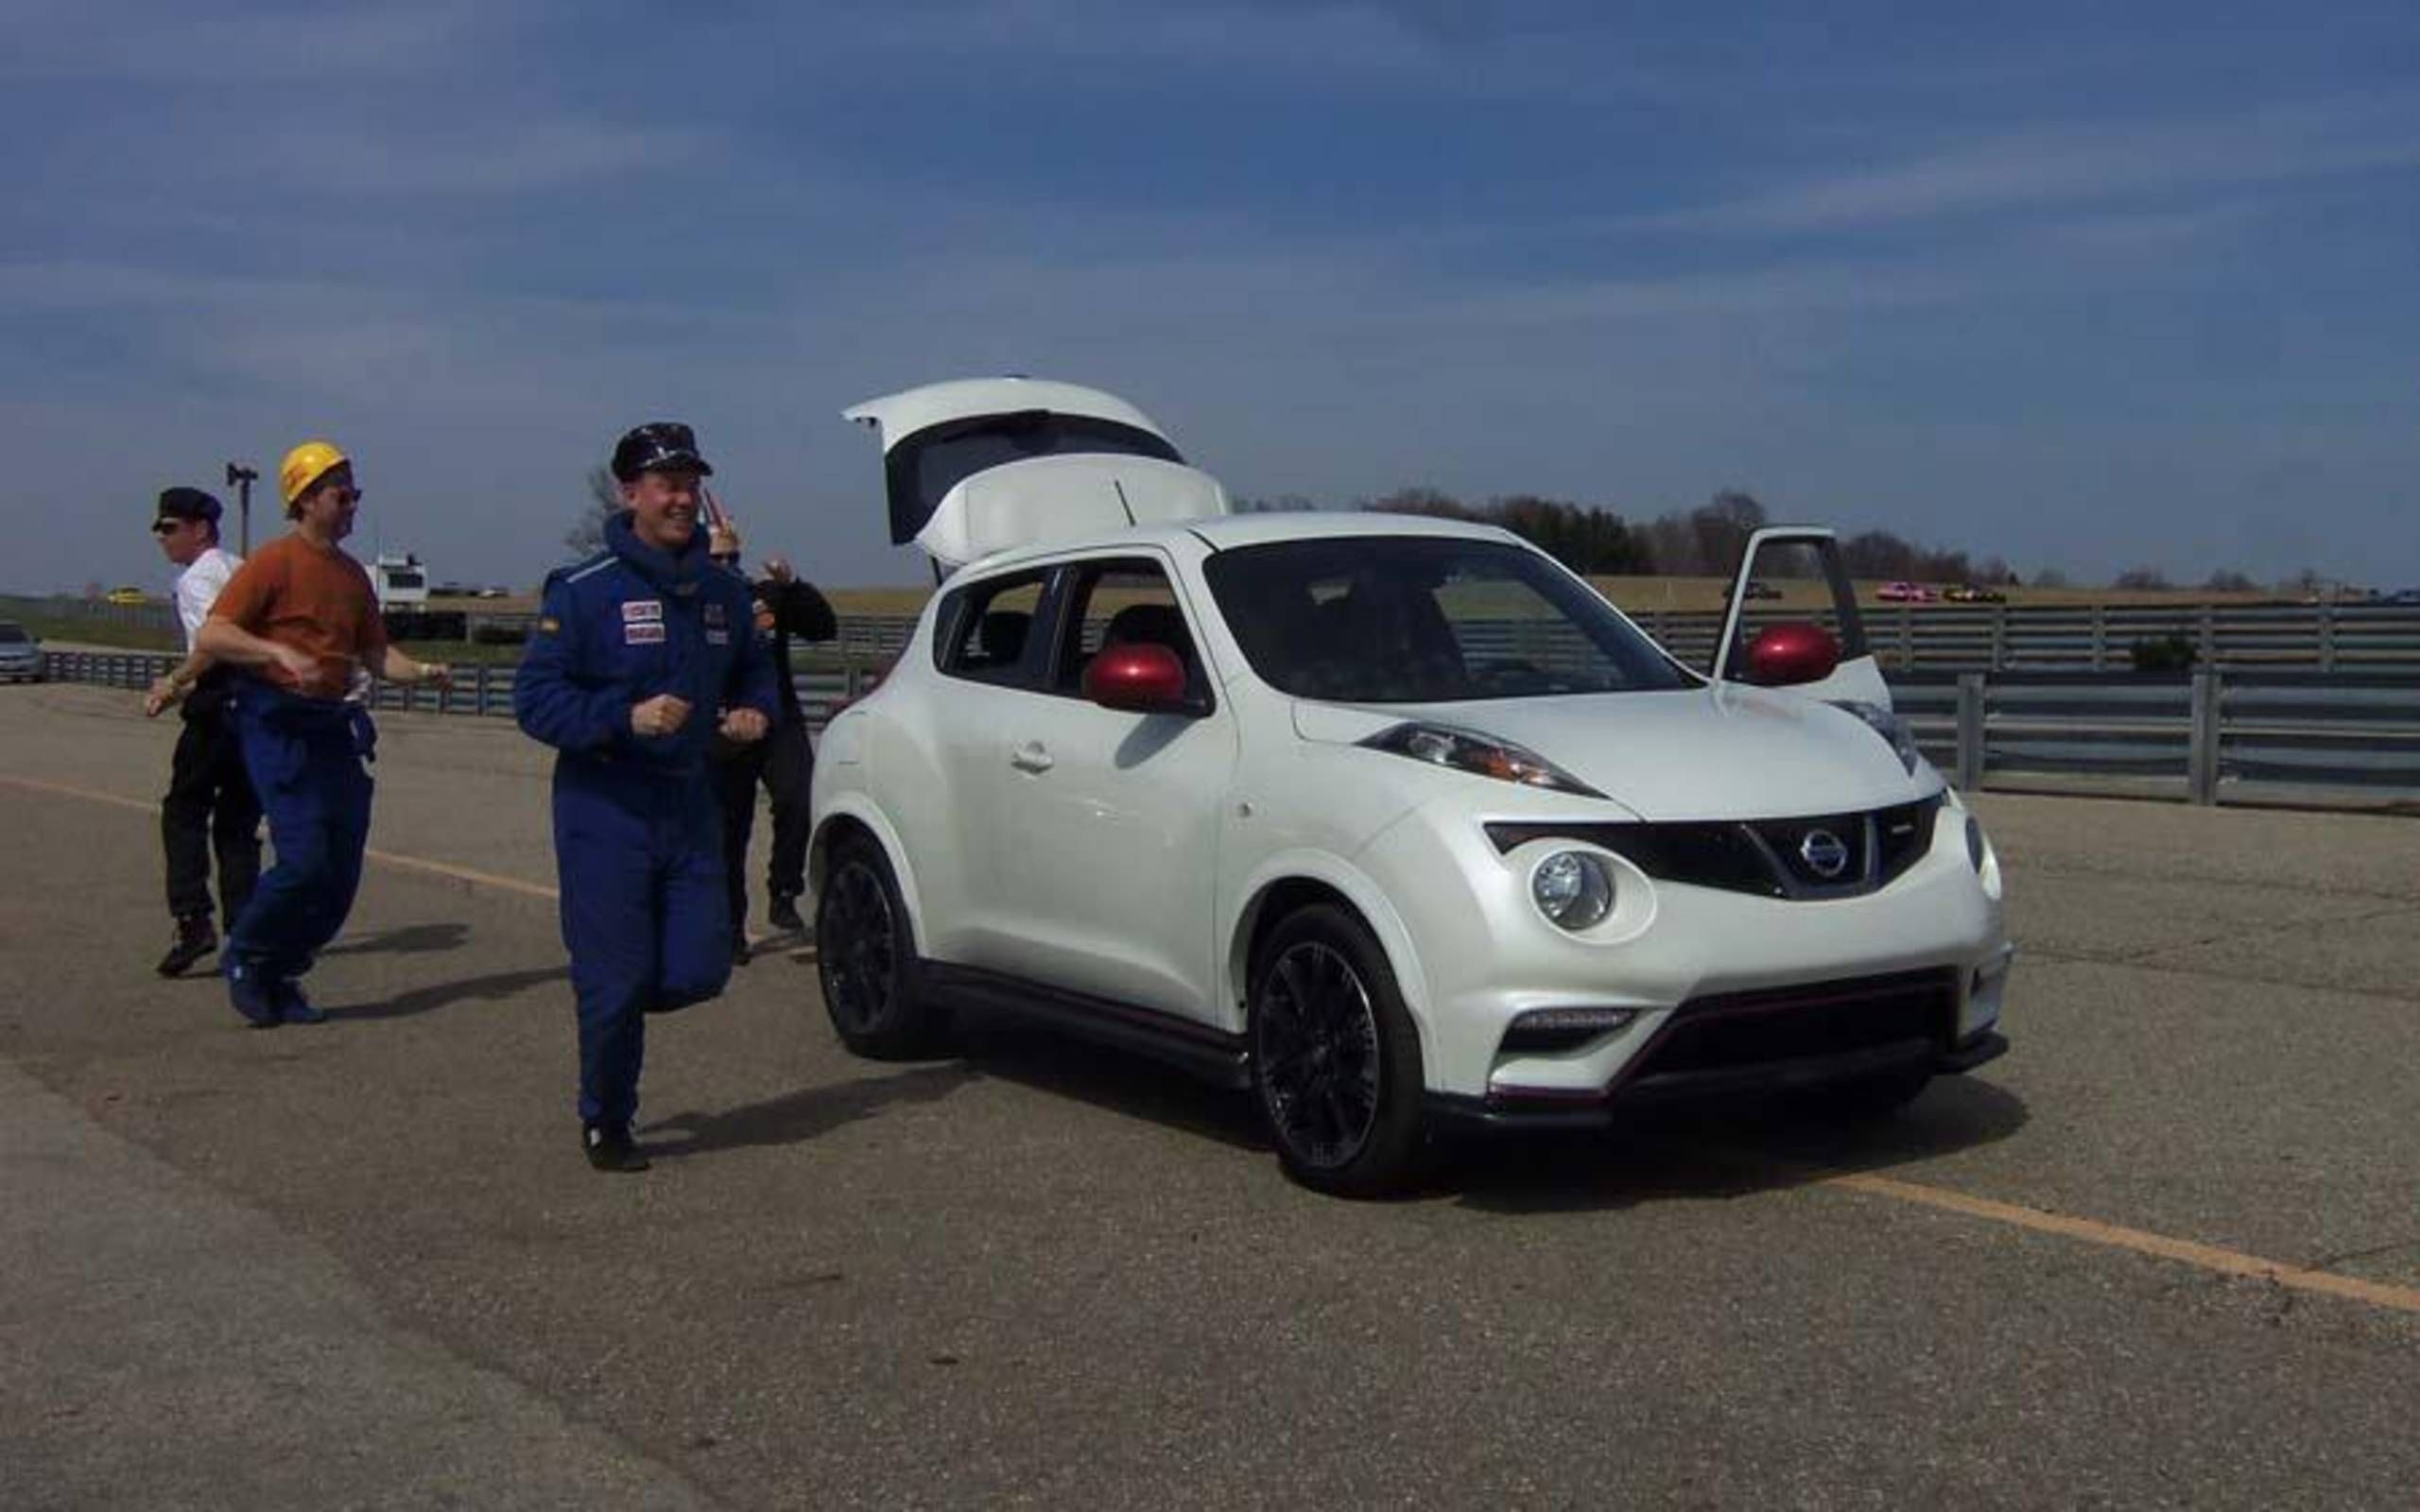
[514,511,779,1127]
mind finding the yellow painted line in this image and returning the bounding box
[3,772,2410,1312]
[0,773,561,902]
[1828,1173,2420,1316]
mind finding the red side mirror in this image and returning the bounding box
[1082,642,1190,713]
[1745,623,1841,686]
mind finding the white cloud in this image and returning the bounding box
[1647,98,2420,232]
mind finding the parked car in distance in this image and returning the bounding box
[0,620,43,682]
[811,378,2014,1197]
[1876,580,1937,603]
[104,585,147,606]
[2389,588,2420,607]
[1943,584,2007,604]
[1723,577,1782,601]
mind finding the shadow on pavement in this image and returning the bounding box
[953,1022,1269,1154]
[641,1062,978,1160]
[1443,1076,2031,1214]
[330,964,569,1022]
[324,922,473,958]
[909,1018,2027,1206]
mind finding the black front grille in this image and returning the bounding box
[1752,813,1870,890]
[1625,968,1958,1087]
[1485,793,1945,902]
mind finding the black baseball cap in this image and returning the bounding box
[153,487,223,527]
[610,421,715,483]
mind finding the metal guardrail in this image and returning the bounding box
[34,650,891,736]
[20,593,2420,671]
[830,600,2420,674]
[32,648,2420,811]
[1891,670,2420,808]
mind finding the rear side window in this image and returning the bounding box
[935,572,1048,686]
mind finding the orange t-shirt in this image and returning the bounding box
[207,533,387,699]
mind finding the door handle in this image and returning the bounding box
[1010,742,1054,774]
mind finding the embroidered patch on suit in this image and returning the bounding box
[624,622,666,644]
[702,602,728,627]
[620,599,664,623]
[706,628,730,644]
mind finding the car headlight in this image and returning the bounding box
[1360,722,1603,797]
[1530,850,1616,930]
[1832,700,1921,775]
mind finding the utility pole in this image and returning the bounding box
[224,461,258,555]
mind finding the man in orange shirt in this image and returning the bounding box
[197,440,451,1026]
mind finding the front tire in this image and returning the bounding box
[814,836,949,1058]
[1249,903,1426,1197]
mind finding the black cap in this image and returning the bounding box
[154,487,223,526]
[610,421,715,484]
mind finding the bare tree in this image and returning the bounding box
[564,465,622,555]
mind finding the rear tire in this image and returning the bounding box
[814,835,949,1058]
[1249,903,1426,1198]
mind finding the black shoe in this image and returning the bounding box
[731,933,752,967]
[766,894,805,934]
[156,916,217,978]
[583,1124,650,1173]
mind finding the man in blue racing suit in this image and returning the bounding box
[515,421,778,1172]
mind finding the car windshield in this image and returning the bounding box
[0,623,26,644]
[1202,536,1695,703]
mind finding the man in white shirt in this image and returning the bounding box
[143,488,262,976]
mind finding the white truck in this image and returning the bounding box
[371,553,429,610]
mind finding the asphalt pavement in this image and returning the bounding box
[3,682,2416,1509]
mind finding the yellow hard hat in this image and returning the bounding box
[279,439,349,504]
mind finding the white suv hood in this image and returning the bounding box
[1294,686,1930,821]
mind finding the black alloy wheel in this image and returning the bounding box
[1250,903,1426,1197]
[814,837,945,1057]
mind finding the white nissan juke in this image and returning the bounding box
[810,379,2012,1195]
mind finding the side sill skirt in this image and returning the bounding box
[924,963,1253,1091]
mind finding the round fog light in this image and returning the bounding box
[1531,850,1615,931]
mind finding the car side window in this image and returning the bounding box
[1050,558,1209,703]
[935,571,1049,686]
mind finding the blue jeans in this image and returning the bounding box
[225,685,375,986]
[552,761,731,1125]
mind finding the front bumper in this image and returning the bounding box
[1357,787,2014,1107]
[1424,971,2010,1130]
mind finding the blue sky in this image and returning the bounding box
[7,0,2418,593]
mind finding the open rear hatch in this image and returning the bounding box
[845,377,1231,573]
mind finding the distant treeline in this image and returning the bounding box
[1236,488,2018,585]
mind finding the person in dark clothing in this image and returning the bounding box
[707,519,837,961]
[143,487,262,976]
